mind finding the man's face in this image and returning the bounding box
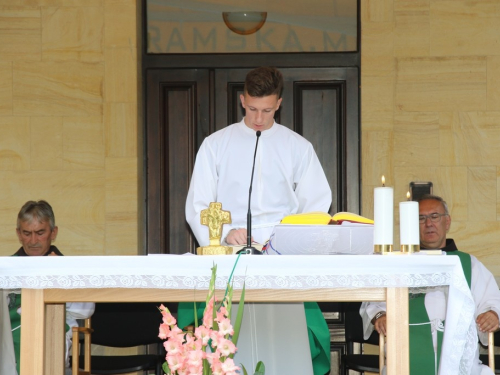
[419,199,450,249]
[240,93,282,132]
[16,219,58,256]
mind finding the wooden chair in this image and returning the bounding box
[72,319,93,375]
[70,302,167,375]
[341,302,384,375]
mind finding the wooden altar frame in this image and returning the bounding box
[20,286,409,375]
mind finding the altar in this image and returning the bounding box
[0,254,476,375]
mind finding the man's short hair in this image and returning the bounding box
[244,67,284,98]
[416,194,449,215]
[17,200,56,230]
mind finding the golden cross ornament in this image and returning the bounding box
[197,202,233,255]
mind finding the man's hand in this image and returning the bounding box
[373,315,387,336]
[225,229,254,245]
[476,310,499,333]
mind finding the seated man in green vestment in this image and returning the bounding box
[360,194,500,375]
[0,200,95,375]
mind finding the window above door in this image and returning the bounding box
[146,0,358,54]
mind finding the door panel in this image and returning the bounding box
[146,69,210,254]
[146,67,359,254]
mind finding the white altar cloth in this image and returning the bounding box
[0,254,476,375]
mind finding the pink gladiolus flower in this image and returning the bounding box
[217,318,234,336]
[166,353,184,371]
[164,339,183,354]
[187,349,204,368]
[162,311,177,326]
[221,358,240,374]
[194,325,211,346]
[217,338,237,357]
[159,323,170,339]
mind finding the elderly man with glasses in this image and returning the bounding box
[360,194,500,375]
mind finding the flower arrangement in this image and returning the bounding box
[158,265,265,375]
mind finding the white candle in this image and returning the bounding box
[399,192,419,246]
[374,176,393,245]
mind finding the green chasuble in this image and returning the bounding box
[177,301,331,375]
[409,245,471,375]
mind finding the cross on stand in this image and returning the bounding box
[198,202,232,255]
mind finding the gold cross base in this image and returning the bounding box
[197,245,233,255]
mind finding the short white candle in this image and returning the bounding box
[374,177,393,245]
[400,194,419,246]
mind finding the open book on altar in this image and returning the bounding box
[280,211,374,225]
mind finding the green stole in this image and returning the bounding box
[177,301,331,375]
[8,293,21,374]
[409,250,471,375]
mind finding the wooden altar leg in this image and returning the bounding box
[20,289,45,375]
[45,303,66,375]
[386,287,409,375]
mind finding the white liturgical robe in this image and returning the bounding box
[360,254,500,375]
[185,119,332,246]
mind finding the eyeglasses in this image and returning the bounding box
[419,213,448,224]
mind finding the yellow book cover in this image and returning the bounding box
[280,211,374,225]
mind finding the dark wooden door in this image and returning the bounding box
[146,67,359,255]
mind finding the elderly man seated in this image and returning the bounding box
[1,200,95,375]
[361,194,500,375]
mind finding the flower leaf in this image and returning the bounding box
[229,281,246,358]
[254,361,266,374]
[162,361,171,374]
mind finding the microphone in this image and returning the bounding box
[237,130,263,255]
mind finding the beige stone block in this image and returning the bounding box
[450,221,500,276]
[63,116,105,170]
[0,6,41,61]
[394,112,439,166]
[13,61,103,116]
[394,10,429,57]
[0,117,30,170]
[23,170,106,225]
[30,116,64,170]
[0,224,19,256]
[104,103,137,157]
[361,0,394,23]
[0,62,13,115]
[362,131,394,186]
[430,1,500,57]
[361,22,395,77]
[396,57,487,112]
[105,223,138,255]
[105,157,137,225]
[0,172,32,225]
[487,57,500,111]
[394,166,468,220]
[361,76,394,130]
[56,224,105,255]
[394,0,429,12]
[41,6,103,62]
[439,112,500,166]
[496,167,500,221]
[468,166,496,221]
[39,0,102,6]
[104,48,138,103]
[361,184,375,220]
[104,1,137,48]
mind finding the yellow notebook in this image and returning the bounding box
[280,211,374,225]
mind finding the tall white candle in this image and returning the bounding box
[400,193,419,246]
[374,177,393,245]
